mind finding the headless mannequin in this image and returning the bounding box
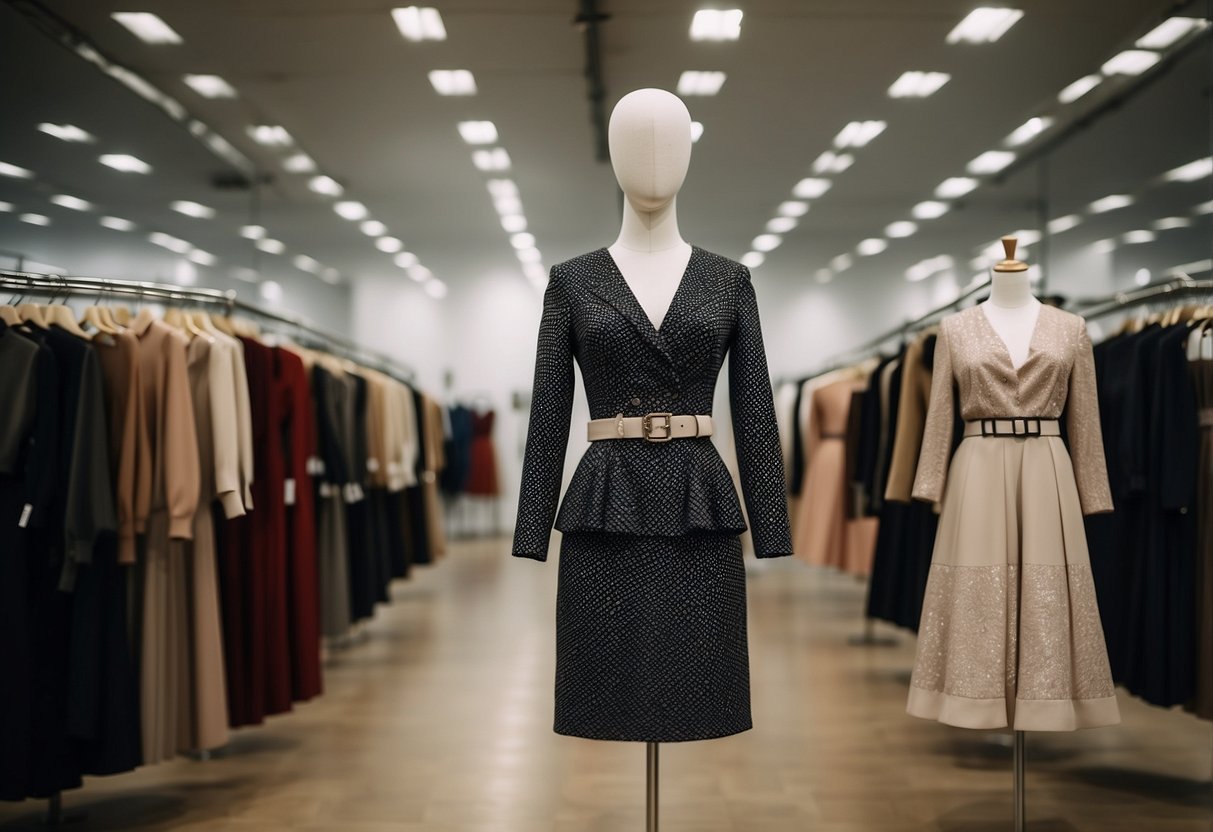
[607,89,694,332]
[980,237,1040,370]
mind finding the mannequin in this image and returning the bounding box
[607,88,694,332]
[980,236,1040,370]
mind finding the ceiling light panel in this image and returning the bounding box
[407,264,432,283]
[376,236,404,253]
[1058,74,1101,104]
[912,200,949,219]
[510,232,536,250]
[946,8,1024,44]
[49,194,93,211]
[740,252,764,269]
[183,74,236,98]
[0,161,34,178]
[690,9,743,41]
[458,121,498,144]
[240,224,266,240]
[1102,50,1161,76]
[99,153,152,174]
[812,151,854,174]
[516,247,542,264]
[967,150,1016,174]
[428,69,476,95]
[1005,116,1052,146]
[833,120,886,148]
[149,231,191,253]
[19,213,50,226]
[424,279,448,299]
[690,122,704,143]
[778,201,809,217]
[1122,229,1156,244]
[1153,216,1192,231]
[188,249,216,266]
[0,202,11,212]
[1137,17,1208,50]
[792,178,832,199]
[283,153,316,173]
[885,221,917,238]
[308,175,344,196]
[1089,194,1133,213]
[906,254,954,282]
[752,234,782,252]
[677,71,727,96]
[888,71,951,98]
[293,255,321,273]
[360,220,387,236]
[100,215,135,231]
[391,6,447,41]
[171,200,214,219]
[1163,157,1213,182]
[766,216,797,234]
[500,214,527,233]
[256,238,285,254]
[334,201,368,220]
[1047,214,1082,234]
[394,252,418,269]
[472,148,511,171]
[38,123,94,142]
[857,238,887,256]
[935,177,978,198]
[830,254,853,272]
[247,125,293,146]
[112,12,182,44]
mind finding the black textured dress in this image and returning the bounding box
[513,247,794,742]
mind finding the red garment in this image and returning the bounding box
[275,348,323,702]
[465,410,499,496]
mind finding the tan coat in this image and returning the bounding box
[884,331,934,504]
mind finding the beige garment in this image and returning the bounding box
[884,330,934,503]
[213,330,255,511]
[94,330,151,564]
[906,306,1117,732]
[203,334,248,519]
[421,393,447,560]
[775,381,799,476]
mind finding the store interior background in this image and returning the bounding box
[1,0,1209,531]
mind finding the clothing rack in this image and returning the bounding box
[1071,272,1213,320]
[0,269,414,382]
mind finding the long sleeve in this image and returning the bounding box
[512,269,575,560]
[1151,329,1196,514]
[728,267,793,558]
[164,334,201,539]
[113,342,141,563]
[62,349,118,590]
[398,384,419,488]
[229,336,255,510]
[209,340,245,518]
[912,322,955,504]
[884,337,928,502]
[1066,318,1114,515]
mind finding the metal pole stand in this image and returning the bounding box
[44,792,62,826]
[1013,730,1026,832]
[646,742,659,832]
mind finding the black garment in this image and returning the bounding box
[439,404,473,495]
[406,386,432,566]
[789,380,807,496]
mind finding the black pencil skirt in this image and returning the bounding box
[553,530,751,742]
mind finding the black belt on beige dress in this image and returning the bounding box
[963,418,1061,438]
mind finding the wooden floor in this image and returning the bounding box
[3,537,1213,831]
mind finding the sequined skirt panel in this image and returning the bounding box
[907,435,1120,731]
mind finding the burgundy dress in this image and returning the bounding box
[464,410,499,496]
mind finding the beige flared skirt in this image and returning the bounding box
[907,435,1120,731]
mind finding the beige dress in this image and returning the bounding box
[907,305,1119,731]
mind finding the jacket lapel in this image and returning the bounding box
[586,247,679,369]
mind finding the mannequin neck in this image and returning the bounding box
[988,271,1035,308]
[613,195,687,254]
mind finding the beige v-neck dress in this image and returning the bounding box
[907,305,1119,731]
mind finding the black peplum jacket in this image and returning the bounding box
[512,246,794,560]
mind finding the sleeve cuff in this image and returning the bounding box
[243,484,255,511]
[511,551,548,562]
[219,490,246,519]
[169,514,195,540]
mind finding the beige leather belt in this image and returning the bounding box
[587,413,713,443]
[964,418,1061,438]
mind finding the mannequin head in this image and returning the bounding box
[608,89,692,212]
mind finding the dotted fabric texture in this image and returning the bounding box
[554,531,750,742]
[511,246,794,559]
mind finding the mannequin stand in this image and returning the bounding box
[1013,730,1026,832]
[44,793,61,826]
[646,742,659,832]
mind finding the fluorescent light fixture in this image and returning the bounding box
[677,71,727,96]
[830,253,853,272]
[1012,229,1042,246]
[935,177,978,198]
[1153,216,1192,231]
[792,178,832,199]
[283,153,316,173]
[767,216,797,234]
[0,161,34,178]
[833,120,886,148]
[308,175,344,196]
[885,220,917,238]
[812,151,854,174]
[523,263,547,283]
[690,122,704,143]
[494,196,523,215]
[510,232,536,250]
[183,74,236,98]
[778,201,809,217]
[112,12,182,44]
[428,69,476,96]
[457,121,498,144]
[472,148,511,171]
[256,237,285,254]
[334,201,368,220]
[740,252,765,268]
[394,252,418,269]
[321,268,341,284]
[360,220,387,236]
[1092,238,1117,255]
[1005,116,1053,147]
[946,8,1023,44]
[1163,157,1213,182]
[815,268,833,284]
[912,200,950,219]
[517,247,542,264]
[1137,17,1208,50]
[1135,268,1152,286]
[1058,74,1101,104]
[38,123,94,142]
[424,279,448,299]
[857,238,887,256]
[501,214,527,233]
[1047,214,1082,234]
[293,254,321,273]
[188,249,216,266]
[690,9,743,41]
[171,200,214,219]
[376,236,404,253]
[906,254,954,282]
[0,202,10,212]
[752,234,782,252]
[1122,229,1156,244]
[100,215,135,231]
[1102,49,1161,76]
[50,194,93,211]
[1196,200,1213,215]
[149,231,192,254]
[391,6,447,41]
[19,213,50,226]
[258,280,283,304]
[247,125,293,146]
[240,224,266,240]
[967,150,1016,174]
[1089,194,1133,213]
[99,153,152,174]
[407,264,432,283]
[487,178,518,199]
[888,70,951,98]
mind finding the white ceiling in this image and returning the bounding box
[0,0,1208,305]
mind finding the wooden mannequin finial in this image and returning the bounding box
[993,235,1029,272]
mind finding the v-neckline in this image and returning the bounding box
[601,245,697,336]
[977,301,1044,373]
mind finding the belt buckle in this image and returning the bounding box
[642,412,674,442]
[981,419,993,437]
[1025,418,1041,437]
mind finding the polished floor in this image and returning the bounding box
[3,537,1213,831]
